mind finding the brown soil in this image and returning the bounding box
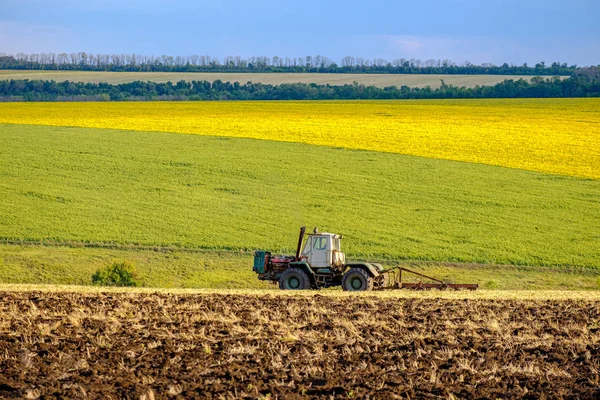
[0,292,599,399]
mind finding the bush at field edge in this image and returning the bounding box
[92,261,140,287]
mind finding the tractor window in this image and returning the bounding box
[333,237,341,251]
[313,236,327,250]
[302,237,312,255]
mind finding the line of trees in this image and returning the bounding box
[0,52,579,76]
[1,68,598,102]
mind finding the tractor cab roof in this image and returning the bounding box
[307,232,343,239]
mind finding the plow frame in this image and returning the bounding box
[378,265,478,291]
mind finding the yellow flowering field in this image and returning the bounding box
[0,99,598,178]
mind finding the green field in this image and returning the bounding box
[0,124,599,289]
[0,70,562,88]
[1,244,597,290]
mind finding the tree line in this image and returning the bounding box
[1,68,598,102]
[0,52,579,76]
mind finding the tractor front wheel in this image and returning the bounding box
[279,268,310,290]
[342,268,374,291]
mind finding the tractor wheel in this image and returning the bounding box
[279,268,310,290]
[342,268,374,291]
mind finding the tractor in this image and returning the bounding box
[253,226,478,291]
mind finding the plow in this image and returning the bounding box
[253,226,478,291]
[376,265,478,291]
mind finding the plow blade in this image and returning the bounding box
[399,282,478,291]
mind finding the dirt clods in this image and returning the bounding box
[0,292,599,398]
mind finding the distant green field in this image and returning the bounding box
[0,70,563,88]
[1,123,598,276]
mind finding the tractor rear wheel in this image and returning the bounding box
[342,268,374,291]
[279,268,310,290]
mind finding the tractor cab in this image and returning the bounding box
[300,230,345,269]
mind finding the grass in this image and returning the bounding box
[0,244,597,290]
[1,99,598,179]
[0,244,268,288]
[0,70,565,88]
[0,124,599,275]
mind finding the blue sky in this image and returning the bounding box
[1,0,599,65]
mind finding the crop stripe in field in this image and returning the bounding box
[0,237,238,254]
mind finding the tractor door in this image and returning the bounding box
[301,236,312,260]
[308,235,329,268]
[331,236,345,267]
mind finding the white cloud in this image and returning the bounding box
[368,34,600,66]
[385,36,423,52]
[378,35,479,61]
[0,21,77,54]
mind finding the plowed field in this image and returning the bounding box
[1,291,599,399]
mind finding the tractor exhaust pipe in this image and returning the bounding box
[295,226,306,261]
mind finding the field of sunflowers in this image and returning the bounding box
[0,98,598,179]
